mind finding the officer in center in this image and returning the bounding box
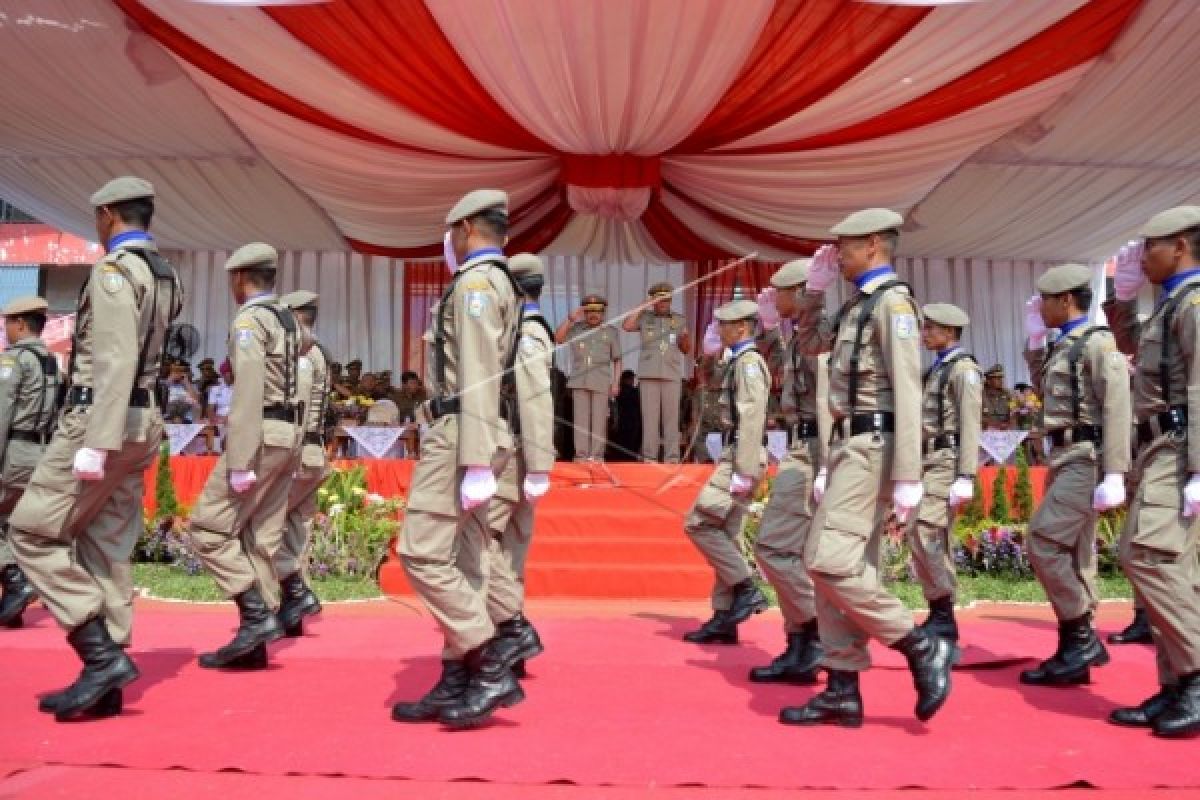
[623,282,690,463]
[556,293,621,462]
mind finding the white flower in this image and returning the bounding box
[366,493,385,505]
[747,501,765,515]
[329,503,346,517]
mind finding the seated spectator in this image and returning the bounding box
[203,359,234,453]
[163,361,200,423]
[363,373,400,426]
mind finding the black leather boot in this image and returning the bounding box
[891,628,954,721]
[490,613,544,671]
[683,610,738,644]
[39,687,123,717]
[726,579,769,625]
[1108,608,1153,645]
[749,620,822,684]
[438,639,525,729]
[1020,613,1109,686]
[779,669,863,727]
[198,588,282,669]
[277,572,321,637]
[53,617,139,721]
[1153,671,1200,738]
[1109,685,1177,728]
[392,660,469,722]
[919,596,959,642]
[0,563,36,628]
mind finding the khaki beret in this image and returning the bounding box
[714,299,758,322]
[280,290,318,309]
[1,296,48,316]
[445,189,508,225]
[922,302,969,328]
[1139,206,1200,238]
[224,242,278,272]
[830,208,904,237]
[648,282,673,298]
[508,253,543,279]
[89,176,155,207]
[1036,263,1092,294]
[985,364,1005,377]
[582,294,607,310]
[770,258,811,288]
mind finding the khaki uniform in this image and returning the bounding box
[792,276,923,671]
[690,354,724,463]
[756,328,787,428]
[565,322,620,460]
[635,311,686,462]
[188,295,303,611]
[1106,281,1200,684]
[11,243,179,644]
[906,349,983,602]
[1024,325,1131,621]
[983,387,1015,430]
[400,253,518,658]
[683,345,768,611]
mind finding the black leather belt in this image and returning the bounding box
[263,405,300,423]
[923,433,958,455]
[428,396,460,420]
[1047,425,1102,448]
[68,386,152,407]
[1137,406,1187,447]
[9,430,50,444]
[303,432,325,445]
[790,419,819,442]
[833,412,895,438]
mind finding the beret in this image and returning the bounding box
[830,208,904,237]
[770,258,811,288]
[714,299,758,322]
[1139,206,1200,238]
[90,176,155,206]
[224,242,278,272]
[1,295,48,316]
[1036,263,1093,294]
[280,290,318,309]
[508,252,543,279]
[922,302,969,328]
[445,189,508,225]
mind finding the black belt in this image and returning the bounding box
[1047,425,1102,448]
[923,433,958,455]
[833,412,895,438]
[303,432,325,445]
[790,419,819,442]
[9,430,50,444]
[428,396,460,420]
[1137,406,1187,447]
[263,405,300,423]
[68,386,152,408]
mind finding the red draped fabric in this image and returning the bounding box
[641,194,736,262]
[665,187,826,256]
[402,261,450,383]
[691,259,780,343]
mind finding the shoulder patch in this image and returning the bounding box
[100,267,125,294]
[236,327,255,349]
[298,356,313,372]
[521,335,537,355]
[465,290,488,319]
[893,313,917,339]
[743,359,764,382]
[965,371,980,385]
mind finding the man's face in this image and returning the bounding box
[774,286,799,318]
[4,318,20,343]
[836,235,872,279]
[403,377,420,392]
[1039,292,1070,329]
[986,375,1003,390]
[1142,235,1184,285]
[348,364,362,381]
[718,319,746,348]
[360,375,377,395]
[584,309,604,326]
[94,206,115,245]
[652,297,671,315]
[920,320,953,352]
[169,366,186,383]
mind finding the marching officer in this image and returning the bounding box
[10,176,181,721]
[908,303,982,655]
[392,190,523,730]
[681,299,769,645]
[623,283,690,463]
[274,290,330,637]
[784,210,953,728]
[0,297,60,629]
[748,260,829,685]
[1104,206,1200,737]
[555,294,621,462]
[1020,263,1130,687]
[187,243,304,671]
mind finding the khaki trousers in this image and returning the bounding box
[1027,445,1099,622]
[683,447,761,611]
[754,437,819,632]
[806,432,914,671]
[571,388,608,461]
[0,445,38,567]
[274,457,329,579]
[482,453,535,623]
[640,377,681,463]
[9,408,160,645]
[905,449,959,603]
[1119,436,1200,684]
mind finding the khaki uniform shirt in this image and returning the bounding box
[0,337,60,477]
[635,311,686,380]
[295,340,329,469]
[756,328,786,426]
[982,387,1015,428]
[718,345,768,479]
[1024,323,1132,474]
[565,322,620,393]
[694,353,724,434]
[922,348,983,475]
[515,311,555,474]
[781,335,831,467]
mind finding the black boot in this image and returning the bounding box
[0,563,36,628]
[490,613,544,671]
[779,669,863,727]
[392,660,468,722]
[438,639,525,729]
[1109,685,1177,728]
[53,617,139,721]
[1153,671,1200,739]
[198,588,282,669]
[726,579,769,625]
[683,610,738,644]
[1019,613,1109,687]
[891,628,954,722]
[749,620,822,684]
[39,687,123,717]
[277,573,321,637]
[919,596,959,642]
[1108,608,1153,645]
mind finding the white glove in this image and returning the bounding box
[442,230,458,274]
[757,288,780,331]
[729,472,755,497]
[1024,294,1047,349]
[1114,242,1146,302]
[812,468,827,504]
[947,477,974,509]
[72,447,107,481]
[1184,475,1200,518]
[461,465,497,511]
[229,469,257,494]
[892,480,924,523]
[1092,473,1126,511]
[523,472,550,502]
[701,320,722,356]
[806,244,839,292]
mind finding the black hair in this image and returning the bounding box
[293,307,316,327]
[470,208,509,239]
[401,371,419,383]
[516,275,544,301]
[18,312,46,335]
[110,197,154,229]
[242,266,277,289]
[1068,286,1093,312]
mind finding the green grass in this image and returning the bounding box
[133,564,382,603]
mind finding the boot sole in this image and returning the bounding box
[198,626,282,669]
[779,715,863,728]
[749,670,821,685]
[1152,725,1200,739]
[440,687,526,730]
[54,664,139,722]
[1108,636,1154,645]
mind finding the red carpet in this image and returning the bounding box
[0,601,1193,794]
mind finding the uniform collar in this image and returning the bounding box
[239,291,275,311]
[854,265,896,293]
[730,339,756,357]
[106,230,154,253]
[932,344,961,368]
[460,247,505,272]
[1057,316,1088,338]
[521,301,540,315]
[1162,267,1200,296]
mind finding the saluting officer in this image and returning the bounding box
[1019,264,1130,687]
[0,297,61,629]
[982,365,1015,430]
[187,243,304,671]
[784,210,953,729]
[624,282,690,463]
[681,299,769,645]
[555,294,621,462]
[908,303,982,655]
[1104,206,1200,737]
[10,176,181,721]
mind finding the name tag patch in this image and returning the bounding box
[893,314,917,339]
[466,291,487,319]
